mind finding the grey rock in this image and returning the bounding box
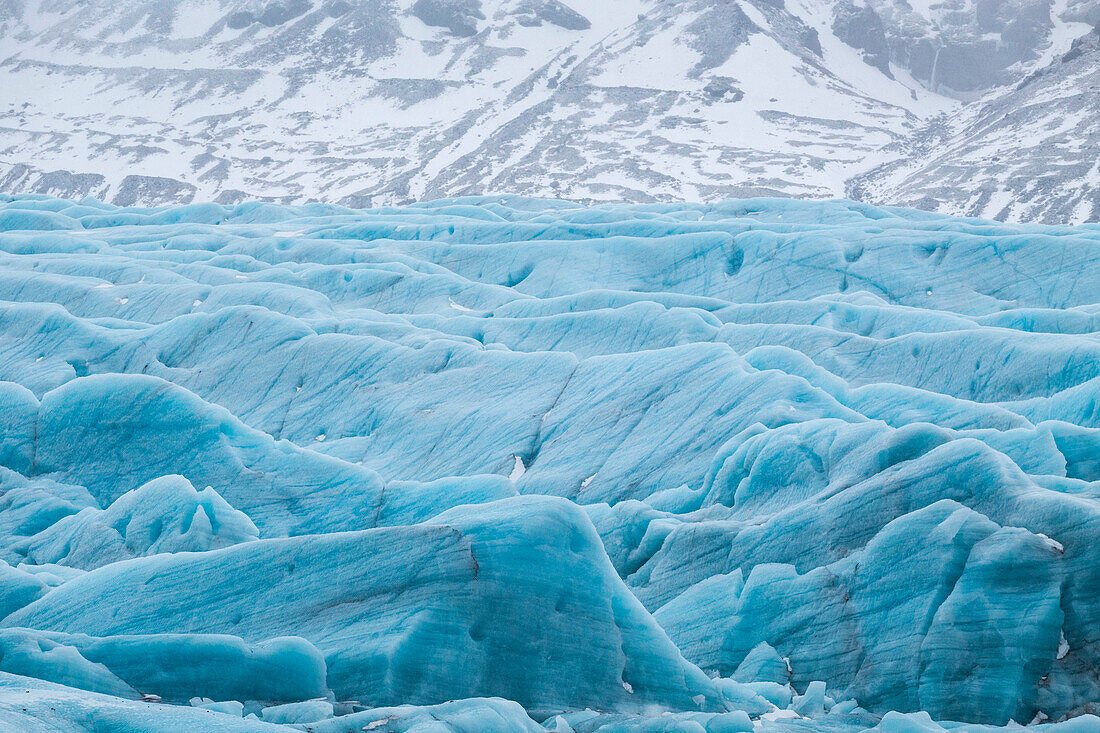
[514,0,589,31]
[111,176,197,207]
[412,0,484,37]
[832,2,892,77]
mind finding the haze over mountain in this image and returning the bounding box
[1,0,1097,222]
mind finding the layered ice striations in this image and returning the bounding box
[0,194,1099,731]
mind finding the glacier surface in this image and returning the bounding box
[0,194,1099,731]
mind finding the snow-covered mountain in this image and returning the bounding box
[851,26,1100,223]
[0,0,1096,222]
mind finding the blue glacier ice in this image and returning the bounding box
[0,194,1099,731]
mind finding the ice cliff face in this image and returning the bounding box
[0,0,1097,223]
[0,193,1099,731]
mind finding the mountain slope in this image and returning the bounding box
[852,27,1100,223]
[0,0,1096,221]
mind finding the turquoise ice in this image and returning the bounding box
[0,194,1098,731]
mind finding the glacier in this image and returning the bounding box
[0,194,1098,731]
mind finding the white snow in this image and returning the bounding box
[509,455,526,481]
[448,298,474,312]
[1038,533,1065,553]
